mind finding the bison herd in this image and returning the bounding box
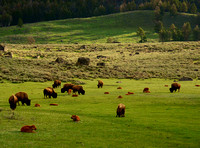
[8,80,183,133]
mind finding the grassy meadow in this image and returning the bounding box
[0,10,197,44]
[0,79,200,147]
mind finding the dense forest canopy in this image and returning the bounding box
[0,0,199,26]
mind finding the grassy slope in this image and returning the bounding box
[0,79,200,147]
[0,10,197,44]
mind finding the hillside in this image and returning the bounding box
[0,10,197,44]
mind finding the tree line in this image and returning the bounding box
[0,0,200,27]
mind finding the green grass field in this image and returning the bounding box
[1,79,200,147]
[0,10,197,44]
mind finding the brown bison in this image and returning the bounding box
[143,88,150,93]
[72,85,85,95]
[9,95,18,110]
[50,103,58,106]
[170,83,181,93]
[61,83,74,93]
[97,80,103,88]
[15,92,31,106]
[116,103,125,117]
[21,125,36,133]
[71,115,80,121]
[43,87,57,98]
[52,80,61,88]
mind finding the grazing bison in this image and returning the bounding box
[170,83,181,93]
[9,95,18,110]
[97,80,103,88]
[52,80,61,88]
[143,88,150,93]
[61,84,74,93]
[34,104,40,107]
[43,87,57,98]
[15,92,31,106]
[72,85,85,95]
[71,115,80,121]
[21,125,36,133]
[116,103,125,117]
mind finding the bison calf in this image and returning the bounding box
[43,87,57,98]
[71,115,80,121]
[116,103,125,117]
[97,80,103,88]
[170,82,181,93]
[15,92,31,106]
[21,125,36,133]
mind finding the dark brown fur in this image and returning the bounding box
[21,125,36,133]
[143,88,150,93]
[52,80,61,88]
[61,84,74,93]
[97,80,103,88]
[9,95,18,110]
[43,87,57,98]
[170,83,181,93]
[116,103,125,117]
[15,92,31,106]
[72,85,85,95]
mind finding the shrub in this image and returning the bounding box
[27,36,35,44]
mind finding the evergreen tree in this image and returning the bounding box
[137,27,147,43]
[159,28,172,42]
[154,20,163,33]
[170,4,178,16]
[190,3,197,14]
[182,22,192,41]
[181,1,188,12]
[193,25,200,41]
[17,18,23,27]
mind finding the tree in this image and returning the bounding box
[159,28,172,42]
[154,6,162,21]
[137,27,147,43]
[154,20,163,33]
[190,3,197,14]
[182,22,192,41]
[1,11,12,26]
[17,18,23,27]
[120,2,127,12]
[181,2,188,12]
[193,25,200,41]
[170,4,178,16]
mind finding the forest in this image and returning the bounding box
[0,0,200,26]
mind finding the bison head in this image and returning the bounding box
[26,99,31,106]
[80,89,85,95]
[169,88,173,93]
[52,92,57,98]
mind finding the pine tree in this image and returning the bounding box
[181,2,188,12]
[182,22,192,41]
[170,4,178,16]
[193,25,200,41]
[137,27,147,43]
[17,18,23,27]
[190,3,197,14]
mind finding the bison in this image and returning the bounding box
[52,80,61,88]
[15,92,31,106]
[61,83,74,93]
[170,82,181,93]
[97,80,103,88]
[21,125,36,133]
[72,85,85,95]
[116,103,126,117]
[143,87,150,93]
[43,87,57,98]
[71,115,80,121]
[9,95,18,110]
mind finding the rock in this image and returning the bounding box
[0,44,5,51]
[55,57,65,63]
